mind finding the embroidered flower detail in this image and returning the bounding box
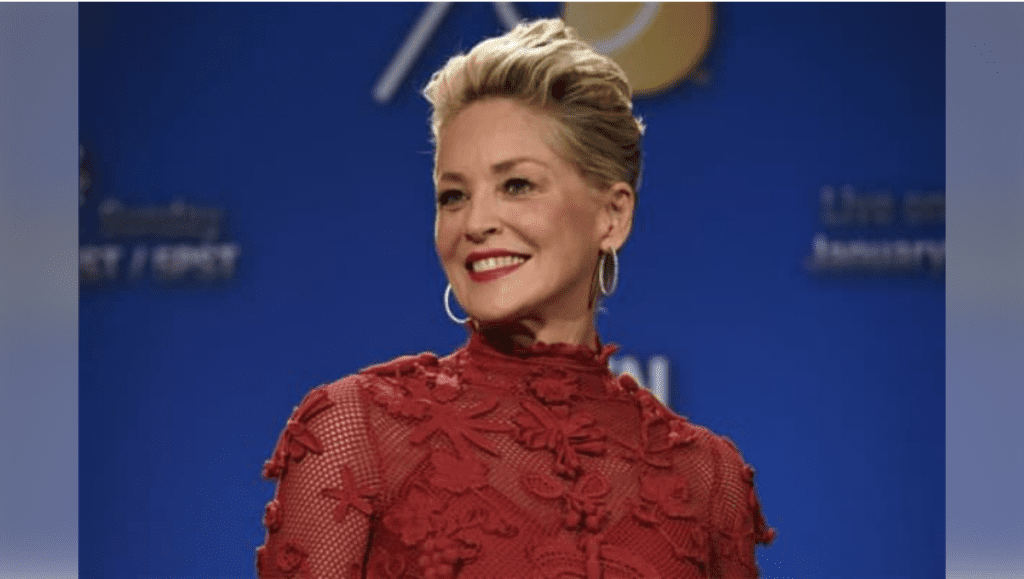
[741,464,776,545]
[666,417,699,446]
[456,355,495,387]
[263,389,335,480]
[384,483,446,547]
[429,449,489,494]
[424,449,520,549]
[409,396,511,458]
[713,528,758,575]
[521,470,611,532]
[455,503,518,539]
[363,352,440,376]
[529,535,662,579]
[617,373,641,395]
[415,534,479,579]
[263,499,282,532]
[275,541,308,576]
[369,357,462,420]
[632,504,709,566]
[628,388,698,469]
[631,473,706,567]
[430,366,462,402]
[525,367,580,404]
[514,399,607,478]
[321,465,376,522]
[255,545,270,576]
[635,388,670,424]
[369,551,408,579]
[639,474,696,520]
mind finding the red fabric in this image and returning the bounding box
[257,329,775,579]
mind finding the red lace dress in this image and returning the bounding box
[256,329,775,579]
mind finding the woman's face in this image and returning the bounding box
[434,97,610,327]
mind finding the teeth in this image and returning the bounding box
[471,255,527,273]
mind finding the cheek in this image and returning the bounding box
[434,214,459,261]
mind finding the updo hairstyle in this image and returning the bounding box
[421,18,645,199]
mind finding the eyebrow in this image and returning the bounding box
[436,156,548,184]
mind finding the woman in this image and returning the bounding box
[257,18,774,579]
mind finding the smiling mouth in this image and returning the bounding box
[466,255,530,273]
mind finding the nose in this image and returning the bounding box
[464,190,500,242]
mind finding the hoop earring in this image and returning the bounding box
[444,283,469,324]
[598,248,619,297]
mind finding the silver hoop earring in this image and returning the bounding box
[598,248,619,297]
[444,283,469,324]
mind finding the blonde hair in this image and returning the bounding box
[421,18,645,197]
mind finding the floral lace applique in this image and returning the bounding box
[529,534,663,579]
[257,541,310,579]
[458,355,504,392]
[712,527,759,576]
[276,541,308,576]
[742,464,776,545]
[429,449,488,494]
[635,473,697,521]
[263,389,335,480]
[364,352,440,377]
[627,387,700,469]
[408,395,511,458]
[263,499,282,533]
[416,534,478,579]
[368,356,461,420]
[524,366,581,404]
[520,469,611,532]
[384,482,447,547]
[367,354,511,458]
[615,373,641,396]
[427,449,518,538]
[631,472,707,569]
[514,399,608,479]
[368,550,408,579]
[321,465,376,523]
[385,468,518,578]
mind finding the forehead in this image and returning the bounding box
[435,98,562,172]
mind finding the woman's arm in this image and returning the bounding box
[708,436,776,579]
[256,377,380,579]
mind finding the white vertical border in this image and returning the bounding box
[947,3,1024,578]
[0,3,78,579]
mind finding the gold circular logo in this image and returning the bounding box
[562,2,715,97]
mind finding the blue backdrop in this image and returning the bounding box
[79,3,944,578]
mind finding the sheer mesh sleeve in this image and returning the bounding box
[256,376,381,579]
[708,436,776,579]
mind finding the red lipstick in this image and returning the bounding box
[465,250,530,282]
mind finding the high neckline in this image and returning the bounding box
[461,321,619,373]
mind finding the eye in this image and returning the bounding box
[504,178,535,196]
[437,189,466,207]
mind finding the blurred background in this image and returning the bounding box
[12,3,1024,579]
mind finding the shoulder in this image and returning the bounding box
[261,373,380,482]
[618,373,715,449]
[287,349,452,410]
[359,350,445,376]
[354,349,466,419]
[704,431,777,546]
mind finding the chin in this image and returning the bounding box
[467,305,525,326]
[464,295,533,326]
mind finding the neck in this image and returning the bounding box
[475,314,598,351]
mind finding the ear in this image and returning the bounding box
[596,181,635,252]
